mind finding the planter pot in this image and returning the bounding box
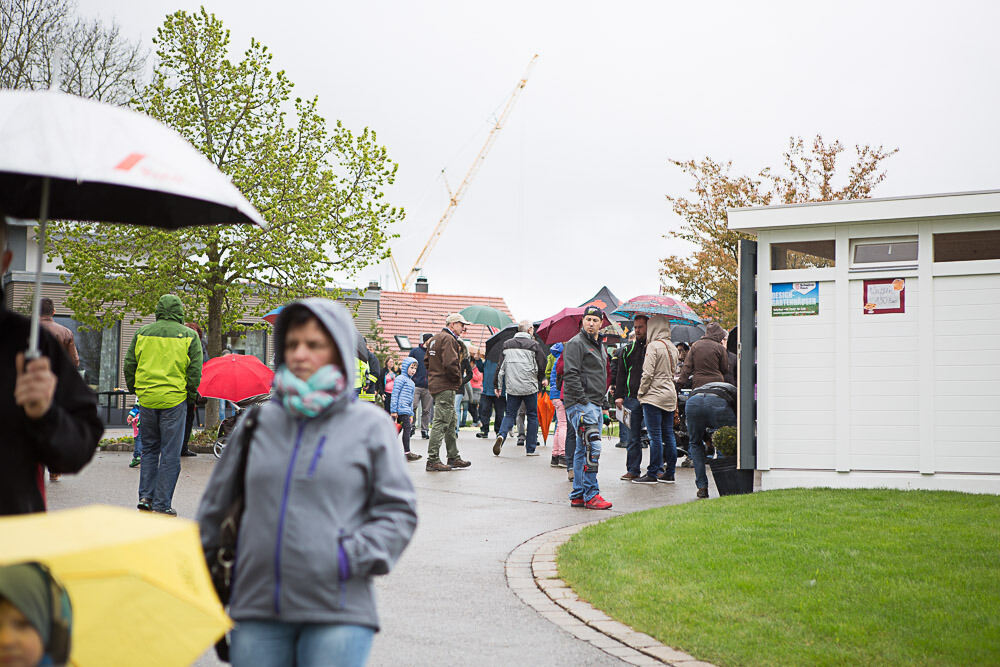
[707,455,754,496]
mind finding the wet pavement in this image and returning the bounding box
[47,428,706,666]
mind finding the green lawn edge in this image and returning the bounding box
[557,488,1000,666]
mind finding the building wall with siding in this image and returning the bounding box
[753,213,1000,494]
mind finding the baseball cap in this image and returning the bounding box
[446,313,471,325]
[582,305,603,319]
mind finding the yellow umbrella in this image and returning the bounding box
[0,505,231,666]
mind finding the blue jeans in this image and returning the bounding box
[642,403,677,478]
[231,620,374,667]
[685,393,736,490]
[138,402,187,511]
[454,393,470,426]
[133,429,142,458]
[623,396,645,476]
[567,402,602,502]
[218,398,233,420]
[499,393,539,452]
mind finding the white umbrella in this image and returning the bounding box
[0,89,265,357]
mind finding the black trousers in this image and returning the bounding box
[397,414,412,453]
[478,395,506,435]
[182,401,196,450]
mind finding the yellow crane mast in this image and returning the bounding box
[390,54,538,291]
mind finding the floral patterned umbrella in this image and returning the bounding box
[613,294,702,325]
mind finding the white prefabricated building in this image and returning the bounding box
[728,190,1000,494]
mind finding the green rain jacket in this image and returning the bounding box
[124,295,202,409]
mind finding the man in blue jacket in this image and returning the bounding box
[476,357,506,438]
[407,333,433,438]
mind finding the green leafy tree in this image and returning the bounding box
[49,8,403,423]
[367,320,394,367]
[661,135,897,326]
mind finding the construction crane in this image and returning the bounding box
[390,54,538,291]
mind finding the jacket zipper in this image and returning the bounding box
[307,436,327,478]
[337,528,348,609]
[273,420,306,615]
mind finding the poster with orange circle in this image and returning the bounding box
[863,278,905,314]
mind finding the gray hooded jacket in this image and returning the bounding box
[197,299,417,629]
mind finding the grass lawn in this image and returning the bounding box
[558,488,1000,666]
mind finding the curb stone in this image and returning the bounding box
[504,521,716,667]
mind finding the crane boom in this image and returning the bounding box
[397,54,538,291]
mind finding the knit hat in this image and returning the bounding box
[704,322,726,342]
[0,563,52,646]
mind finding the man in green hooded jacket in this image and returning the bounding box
[124,295,202,516]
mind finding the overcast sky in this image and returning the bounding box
[78,0,1000,320]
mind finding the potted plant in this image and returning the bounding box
[706,426,754,495]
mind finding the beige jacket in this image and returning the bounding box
[637,315,678,411]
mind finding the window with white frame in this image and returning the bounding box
[850,237,918,270]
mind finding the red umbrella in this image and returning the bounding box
[198,354,274,402]
[536,307,613,345]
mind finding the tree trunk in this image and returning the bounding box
[204,277,225,429]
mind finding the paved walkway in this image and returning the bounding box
[48,428,709,666]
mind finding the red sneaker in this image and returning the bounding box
[584,494,612,510]
[570,497,585,507]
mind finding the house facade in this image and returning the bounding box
[728,190,1000,494]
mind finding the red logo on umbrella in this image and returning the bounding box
[115,153,146,171]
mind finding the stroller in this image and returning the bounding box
[213,392,272,459]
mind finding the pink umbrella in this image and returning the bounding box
[198,354,274,403]
[536,307,613,345]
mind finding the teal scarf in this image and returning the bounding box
[272,364,348,418]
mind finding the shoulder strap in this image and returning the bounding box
[232,405,262,514]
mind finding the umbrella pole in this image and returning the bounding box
[27,177,51,359]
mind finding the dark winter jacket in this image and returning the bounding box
[1,290,101,515]
[613,338,647,400]
[562,328,609,409]
[690,381,737,413]
[407,345,428,388]
[724,351,737,387]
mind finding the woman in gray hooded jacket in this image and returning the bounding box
[198,299,417,667]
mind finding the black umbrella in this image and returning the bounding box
[670,324,707,345]
[484,325,548,363]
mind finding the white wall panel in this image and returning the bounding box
[933,274,1000,473]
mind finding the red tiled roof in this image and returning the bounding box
[377,291,514,360]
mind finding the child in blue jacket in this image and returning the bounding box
[127,403,142,468]
[390,357,421,461]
